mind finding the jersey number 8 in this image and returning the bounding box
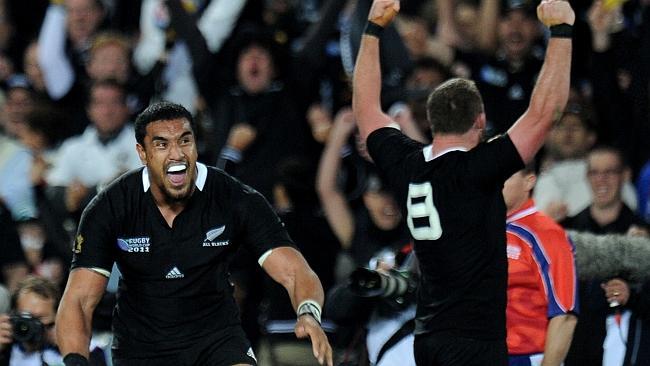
[406,182,442,240]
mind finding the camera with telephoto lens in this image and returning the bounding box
[10,312,45,344]
[348,267,417,307]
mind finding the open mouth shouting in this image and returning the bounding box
[166,163,188,187]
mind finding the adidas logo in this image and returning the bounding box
[166,266,184,279]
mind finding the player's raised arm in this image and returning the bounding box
[352,0,400,141]
[508,0,575,163]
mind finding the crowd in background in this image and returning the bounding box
[0,0,649,365]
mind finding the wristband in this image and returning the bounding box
[364,21,384,38]
[63,353,89,366]
[297,300,322,324]
[550,24,573,38]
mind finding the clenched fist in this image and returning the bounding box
[368,0,400,27]
[537,0,575,27]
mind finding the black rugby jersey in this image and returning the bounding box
[72,162,294,358]
[367,128,523,340]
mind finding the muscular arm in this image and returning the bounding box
[56,268,108,358]
[262,247,332,366]
[541,314,577,366]
[352,1,400,142]
[507,0,575,164]
[262,247,324,312]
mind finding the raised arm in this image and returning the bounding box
[37,4,75,100]
[507,0,575,164]
[262,247,332,366]
[56,268,108,361]
[352,0,400,141]
[316,108,357,249]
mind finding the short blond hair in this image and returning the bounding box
[90,31,131,58]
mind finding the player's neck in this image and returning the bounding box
[150,187,194,227]
[430,133,478,157]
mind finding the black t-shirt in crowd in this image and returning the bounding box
[367,128,524,340]
[71,163,295,359]
[561,204,647,234]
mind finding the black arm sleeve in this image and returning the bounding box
[233,183,295,260]
[367,127,424,192]
[465,134,524,191]
[71,190,118,274]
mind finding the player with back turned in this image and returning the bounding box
[352,0,575,365]
[54,102,333,366]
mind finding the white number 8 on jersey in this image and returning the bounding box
[406,182,443,240]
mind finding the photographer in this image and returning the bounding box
[326,245,417,366]
[0,276,62,366]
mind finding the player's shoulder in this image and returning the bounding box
[204,165,264,199]
[100,166,146,197]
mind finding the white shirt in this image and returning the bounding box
[366,306,416,366]
[46,125,142,187]
[0,136,36,220]
[9,344,62,366]
[534,159,637,217]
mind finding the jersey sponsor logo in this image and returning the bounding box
[507,244,521,260]
[117,237,151,253]
[165,266,184,279]
[203,226,229,247]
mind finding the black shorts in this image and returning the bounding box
[113,325,257,366]
[414,332,507,366]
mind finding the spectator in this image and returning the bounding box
[0,276,63,365]
[562,146,646,235]
[0,106,36,222]
[0,276,107,365]
[316,108,409,268]
[197,26,320,202]
[453,0,545,135]
[563,146,650,366]
[326,245,417,366]
[503,165,578,365]
[0,201,28,293]
[585,0,650,174]
[16,107,71,258]
[45,79,141,219]
[1,75,36,139]
[534,104,638,222]
[21,42,45,97]
[37,0,105,101]
[133,0,248,113]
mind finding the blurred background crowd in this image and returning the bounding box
[0,0,649,365]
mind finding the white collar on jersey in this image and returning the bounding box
[422,145,469,162]
[141,162,208,192]
[506,206,538,223]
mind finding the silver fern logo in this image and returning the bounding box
[203,226,229,247]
